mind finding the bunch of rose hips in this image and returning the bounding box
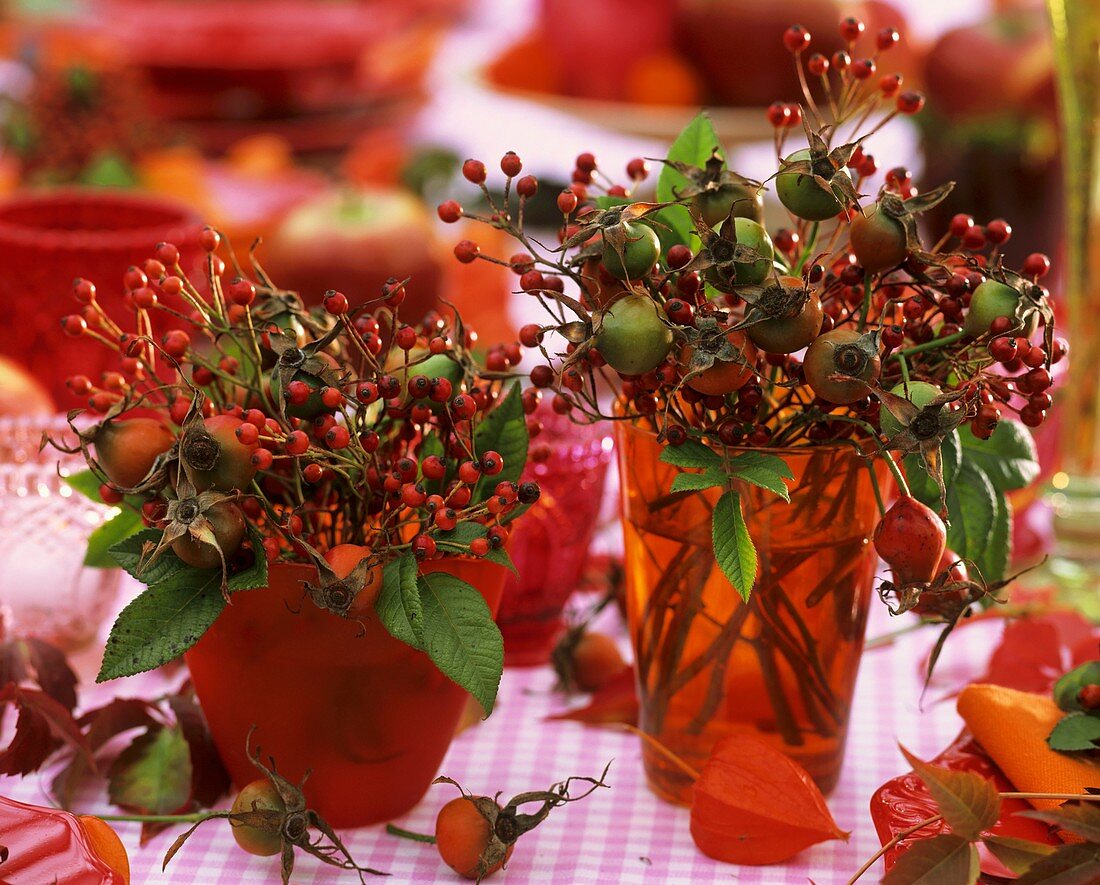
[54,227,539,606]
[438,15,1063,622]
[438,15,1062,459]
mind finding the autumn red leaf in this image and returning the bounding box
[546,668,638,726]
[167,692,230,808]
[689,734,848,865]
[0,685,89,775]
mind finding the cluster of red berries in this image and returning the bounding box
[437,14,1061,460]
[54,225,540,602]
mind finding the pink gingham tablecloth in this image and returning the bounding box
[1,598,999,884]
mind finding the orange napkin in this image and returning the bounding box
[957,683,1099,810]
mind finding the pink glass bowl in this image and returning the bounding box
[0,416,120,650]
[0,188,202,404]
[499,410,613,666]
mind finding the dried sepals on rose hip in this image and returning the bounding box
[163,729,385,883]
[432,763,611,881]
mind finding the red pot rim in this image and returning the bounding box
[0,188,203,254]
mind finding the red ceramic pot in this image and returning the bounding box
[0,189,202,404]
[185,557,506,828]
[498,410,613,666]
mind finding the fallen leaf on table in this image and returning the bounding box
[882,833,979,884]
[545,668,638,726]
[899,745,1000,840]
[689,733,848,865]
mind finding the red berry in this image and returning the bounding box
[626,157,648,179]
[323,290,349,315]
[454,240,480,264]
[227,277,255,306]
[783,24,811,54]
[61,315,87,337]
[840,16,865,41]
[807,52,829,76]
[516,175,538,197]
[878,73,902,96]
[852,58,876,80]
[1023,252,1051,278]
[985,219,1012,245]
[462,159,487,184]
[876,27,900,51]
[285,431,310,455]
[198,226,220,252]
[438,200,463,223]
[73,278,96,303]
[575,152,597,173]
[989,337,1018,363]
[451,394,477,419]
[557,190,579,215]
[470,537,490,557]
[766,101,791,128]
[412,534,436,560]
[896,91,925,115]
[480,450,504,475]
[667,244,692,269]
[458,460,481,484]
[500,151,522,176]
[962,226,986,251]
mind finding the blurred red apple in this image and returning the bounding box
[541,0,676,101]
[923,10,1053,122]
[0,355,54,417]
[675,0,842,107]
[261,187,442,323]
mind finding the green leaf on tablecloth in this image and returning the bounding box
[471,382,528,501]
[108,725,192,815]
[900,745,1000,840]
[417,571,503,714]
[1046,713,1100,752]
[883,834,979,884]
[1053,661,1100,713]
[712,490,756,602]
[959,419,1039,491]
[661,439,722,470]
[981,835,1057,875]
[376,554,424,649]
[85,508,143,568]
[1015,843,1100,885]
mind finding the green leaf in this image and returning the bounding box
[498,500,533,526]
[982,835,1057,875]
[1017,803,1100,843]
[97,570,226,682]
[64,469,104,503]
[670,469,726,493]
[417,572,504,714]
[1053,661,1100,712]
[900,745,1001,840]
[944,462,997,571]
[84,509,143,568]
[657,112,723,203]
[107,725,192,814]
[726,454,792,502]
[484,547,518,577]
[655,112,723,250]
[905,430,962,504]
[883,835,979,885]
[595,195,630,210]
[712,490,756,602]
[226,526,269,593]
[1015,843,1100,885]
[435,522,489,550]
[1046,712,1100,752]
[472,383,528,501]
[109,529,189,586]
[376,554,424,649]
[960,419,1039,491]
[727,451,795,481]
[660,439,722,469]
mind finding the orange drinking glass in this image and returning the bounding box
[616,421,889,803]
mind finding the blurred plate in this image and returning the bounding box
[477,67,772,147]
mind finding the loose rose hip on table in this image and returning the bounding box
[443,8,1052,819]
